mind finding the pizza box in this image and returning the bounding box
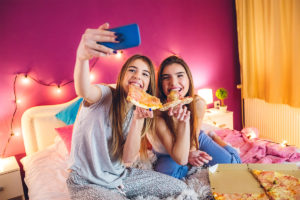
[209,163,300,195]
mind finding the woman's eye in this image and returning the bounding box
[128,69,135,72]
[143,73,149,77]
[178,74,183,78]
[162,76,169,80]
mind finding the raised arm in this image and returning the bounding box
[74,23,117,104]
[155,105,191,165]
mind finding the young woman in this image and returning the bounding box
[67,23,187,200]
[147,55,241,179]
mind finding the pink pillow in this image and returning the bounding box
[55,125,73,153]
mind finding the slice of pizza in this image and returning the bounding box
[126,85,162,110]
[213,192,269,200]
[159,90,193,111]
[251,169,300,200]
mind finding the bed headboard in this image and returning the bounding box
[21,97,81,156]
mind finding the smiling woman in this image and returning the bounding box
[66,23,187,199]
[147,55,241,179]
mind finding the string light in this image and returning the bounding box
[14,130,20,137]
[1,57,104,157]
[247,130,257,140]
[22,74,30,84]
[115,51,123,59]
[280,140,288,147]
[56,85,62,94]
[90,73,95,82]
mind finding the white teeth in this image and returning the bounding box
[170,88,181,92]
[130,82,142,88]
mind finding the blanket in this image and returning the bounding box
[215,128,300,164]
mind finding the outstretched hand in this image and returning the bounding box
[188,150,212,166]
[133,107,154,120]
[77,23,118,61]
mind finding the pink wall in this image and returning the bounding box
[0,0,241,156]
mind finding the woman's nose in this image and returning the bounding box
[133,72,141,79]
[170,77,177,85]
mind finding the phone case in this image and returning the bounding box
[97,24,141,50]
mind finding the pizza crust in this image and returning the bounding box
[213,192,269,200]
[127,96,162,110]
[159,97,193,111]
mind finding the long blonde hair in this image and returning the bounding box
[157,56,199,149]
[110,54,156,160]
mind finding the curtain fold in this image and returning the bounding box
[235,0,300,107]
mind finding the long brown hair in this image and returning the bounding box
[110,54,156,161]
[157,55,199,149]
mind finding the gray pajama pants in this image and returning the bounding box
[67,168,187,200]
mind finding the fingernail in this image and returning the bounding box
[116,37,121,41]
[113,50,117,54]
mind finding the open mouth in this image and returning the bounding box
[129,81,143,89]
[168,87,182,93]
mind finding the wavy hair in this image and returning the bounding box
[110,54,156,161]
[157,55,199,149]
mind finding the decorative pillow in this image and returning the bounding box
[55,125,73,153]
[55,98,83,125]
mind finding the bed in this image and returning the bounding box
[20,95,300,200]
[20,96,217,200]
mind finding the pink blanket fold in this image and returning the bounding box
[288,152,300,162]
[240,140,267,163]
[257,155,287,164]
[213,128,300,164]
[267,143,297,158]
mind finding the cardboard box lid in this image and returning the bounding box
[209,163,300,194]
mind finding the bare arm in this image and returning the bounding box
[188,96,212,166]
[190,95,206,151]
[156,105,191,165]
[123,107,154,164]
[194,96,227,147]
[74,23,117,104]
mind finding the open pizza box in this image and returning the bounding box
[209,163,300,195]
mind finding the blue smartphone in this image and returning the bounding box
[97,24,141,50]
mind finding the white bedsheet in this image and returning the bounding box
[21,137,70,200]
[20,136,213,200]
[20,122,219,200]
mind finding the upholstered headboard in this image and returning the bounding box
[21,97,81,156]
[21,84,117,156]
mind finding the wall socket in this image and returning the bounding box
[214,100,220,108]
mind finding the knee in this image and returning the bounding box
[155,157,188,179]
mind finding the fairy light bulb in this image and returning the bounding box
[56,86,62,94]
[16,99,22,104]
[248,130,257,139]
[115,51,123,59]
[22,75,30,84]
[90,73,95,82]
[280,140,288,147]
[14,131,19,137]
